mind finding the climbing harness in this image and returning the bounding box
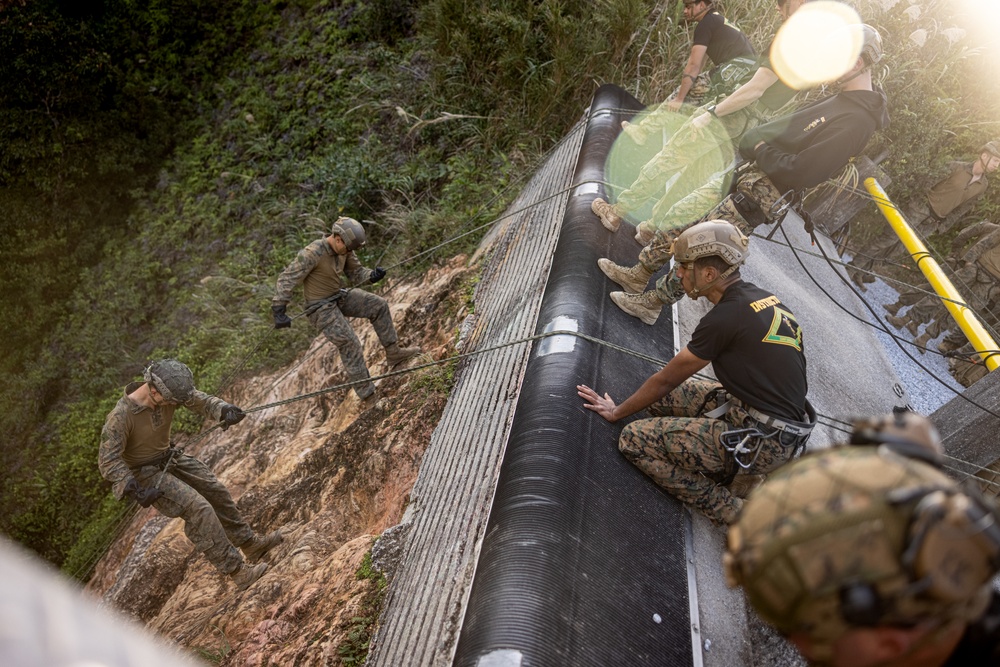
[703,390,817,485]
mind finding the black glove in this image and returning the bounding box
[370,266,386,284]
[272,304,292,329]
[220,404,246,430]
[124,478,164,507]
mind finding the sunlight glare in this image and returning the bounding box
[771,1,864,90]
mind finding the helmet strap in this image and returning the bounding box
[686,263,739,299]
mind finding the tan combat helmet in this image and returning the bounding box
[331,217,366,252]
[849,410,944,463]
[859,24,883,67]
[724,429,1000,662]
[144,359,195,403]
[670,219,750,297]
[982,141,1000,160]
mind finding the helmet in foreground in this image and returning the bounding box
[144,359,195,403]
[849,410,944,463]
[331,217,366,252]
[724,444,1000,662]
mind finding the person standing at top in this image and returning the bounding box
[621,0,757,145]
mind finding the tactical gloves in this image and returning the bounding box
[220,404,246,430]
[370,266,386,284]
[124,478,164,507]
[272,304,292,329]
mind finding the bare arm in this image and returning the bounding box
[714,66,778,116]
[690,66,779,130]
[669,45,709,110]
[577,347,710,422]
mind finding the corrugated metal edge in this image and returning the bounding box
[368,118,588,667]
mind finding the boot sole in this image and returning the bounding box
[591,199,621,232]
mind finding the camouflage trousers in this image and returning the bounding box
[638,169,786,304]
[307,289,398,398]
[904,264,1000,339]
[623,75,714,142]
[618,378,796,525]
[616,107,757,223]
[846,202,953,283]
[133,453,253,574]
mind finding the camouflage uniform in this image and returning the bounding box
[99,382,254,574]
[891,222,1000,345]
[619,378,801,525]
[616,105,758,224]
[634,168,786,304]
[274,238,395,398]
[306,289,399,397]
[850,162,991,285]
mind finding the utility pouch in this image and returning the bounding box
[732,191,767,230]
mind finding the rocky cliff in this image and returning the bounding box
[86,255,476,665]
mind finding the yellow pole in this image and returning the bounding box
[863,177,999,371]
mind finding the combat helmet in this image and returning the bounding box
[849,410,944,463]
[981,141,1000,160]
[724,440,1000,662]
[670,219,749,297]
[144,359,195,403]
[331,217,366,252]
[859,24,883,67]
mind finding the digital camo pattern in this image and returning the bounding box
[619,378,795,525]
[99,383,225,499]
[132,453,253,574]
[307,288,398,398]
[616,107,751,224]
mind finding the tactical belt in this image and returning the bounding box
[131,446,182,472]
[704,393,816,485]
[304,289,349,316]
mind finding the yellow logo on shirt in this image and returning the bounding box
[763,306,803,350]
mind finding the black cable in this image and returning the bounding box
[770,220,1000,422]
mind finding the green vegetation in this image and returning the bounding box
[2,0,999,578]
[194,625,233,664]
[337,546,389,665]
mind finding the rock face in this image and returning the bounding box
[86,256,475,664]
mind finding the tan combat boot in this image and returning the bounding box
[883,300,903,317]
[241,530,283,563]
[231,562,268,591]
[634,220,656,245]
[385,343,421,370]
[913,332,932,354]
[591,198,623,232]
[598,258,652,294]
[620,120,648,146]
[886,314,919,336]
[610,290,664,326]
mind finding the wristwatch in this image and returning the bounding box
[705,105,718,118]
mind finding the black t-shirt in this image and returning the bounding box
[943,591,1000,666]
[693,11,755,67]
[757,40,797,112]
[687,281,808,421]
